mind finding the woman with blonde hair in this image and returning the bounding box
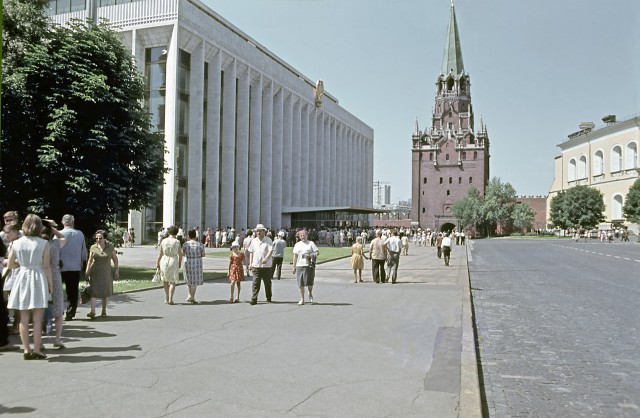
[157,226,182,305]
[350,236,368,283]
[6,214,53,360]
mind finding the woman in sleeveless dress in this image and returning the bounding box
[41,220,67,348]
[350,236,368,283]
[157,226,182,305]
[6,214,53,360]
[85,229,119,319]
[181,229,204,304]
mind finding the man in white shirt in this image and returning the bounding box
[271,231,287,280]
[248,224,273,305]
[292,229,319,305]
[385,230,402,284]
[441,233,453,266]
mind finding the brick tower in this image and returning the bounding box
[411,1,490,231]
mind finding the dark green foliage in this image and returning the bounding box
[549,186,605,229]
[1,8,165,235]
[511,202,536,232]
[623,178,640,223]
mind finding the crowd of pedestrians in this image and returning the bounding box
[1,209,463,360]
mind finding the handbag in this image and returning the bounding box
[152,268,161,283]
[80,284,92,304]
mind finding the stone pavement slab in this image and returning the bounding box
[0,243,480,417]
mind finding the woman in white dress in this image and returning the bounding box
[156,226,182,305]
[6,214,53,360]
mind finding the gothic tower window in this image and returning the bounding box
[446,154,450,161]
[458,177,462,184]
[473,151,478,159]
[447,77,455,91]
[447,190,450,196]
[440,177,443,184]
[423,177,427,184]
[449,177,452,184]
[469,177,473,184]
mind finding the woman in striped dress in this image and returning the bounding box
[181,229,205,304]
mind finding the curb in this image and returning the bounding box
[459,241,483,417]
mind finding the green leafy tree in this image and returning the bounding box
[1,9,165,235]
[511,202,536,232]
[482,177,517,235]
[548,191,567,229]
[623,178,640,224]
[452,186,484,230]
[549,186,605,230]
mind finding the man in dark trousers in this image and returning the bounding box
[59,214,87,321]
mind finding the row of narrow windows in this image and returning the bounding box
[429,151,478,161]
[568,143,638,181]
[47,0,142,15]
[423,177,473,185]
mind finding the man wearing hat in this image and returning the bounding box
[271,231,287,280]
[59,214,87,320]
[248,224,274,304]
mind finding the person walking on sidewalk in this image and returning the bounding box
[292,229,319,305]
[442,233,452,267]
[369,230,387,283]
[385,230,402,284]
[248,224,273,305]
[435,233,443,259]
[271,231,286,280]
[59,214,87,321]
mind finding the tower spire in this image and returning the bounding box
[441,0,464,75]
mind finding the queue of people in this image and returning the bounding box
[0,211,455,360]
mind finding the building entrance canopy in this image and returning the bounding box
[283,206,389,229]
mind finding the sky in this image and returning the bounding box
[205,0,640,203]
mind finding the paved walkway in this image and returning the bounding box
[0,243,480,417]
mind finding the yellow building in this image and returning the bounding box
[548,115,640,234]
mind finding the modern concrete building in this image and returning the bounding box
[547,115,640,234]
[411,2,490,231]
[49,0,374,241]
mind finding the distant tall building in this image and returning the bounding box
[411,2,490,231]
[384,185,391,205]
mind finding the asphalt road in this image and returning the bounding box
[468,238,640,417]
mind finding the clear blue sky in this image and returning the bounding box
[205,0,640,203]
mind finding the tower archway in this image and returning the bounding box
[440,222,456,234]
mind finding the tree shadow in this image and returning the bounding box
[87,315,163,322]
[0,404,37,414]
[46,344,141,363]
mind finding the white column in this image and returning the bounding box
[162,22,179,227]
[346,128,354,205]
[315,113,327,206]
[336,124,344,206]
[187,39,204,230]
[323,116,331,205]
[292,97,302,207]
[281,91,292,210]
[260,80,273,226]
[357,134,364,207]
[366,137,374,208]
[300,103,310,207]
[271,86,284,228]
[308,107,317,207]
[220,58,236,228]
[330,119,338,206]
[234,65,250,229]
[248,72,262,229]
[205,50,221,229]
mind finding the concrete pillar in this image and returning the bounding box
[330,118,337,206]
[300,103,310,207]
[162,22,179,227]
[260,80,273,226]
[234,65,250,229]
[315,112,325,205]
[220,58,236,228]
[248,72,262,229]
[187,39,204,230]
[308,107,317,207]
[281,91,292,210]
[291,97,302,207]
[323,116,331,205]
[205,50,221,229]
[271,86,284,228]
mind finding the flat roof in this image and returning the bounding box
[282,206,390,214]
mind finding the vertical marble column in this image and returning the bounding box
[335,123,344,206]
[187,39,204,230]
[300,103,310,207]
[205,50,221,229]
[314,109,327,206]
[220,58,236,228]
[260,80,273,225]
[234,65,250,229]
[357,134,364,207]
[329,119,337,206]
[345,128,352,205]
[281,92,292,210]
[162,23,179,228]
[308,107,317,207]
[323,117,332,205]
[247,72,262,229]
[271,86,284,228]
[291,97,302,207]
[366,138,374,208]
